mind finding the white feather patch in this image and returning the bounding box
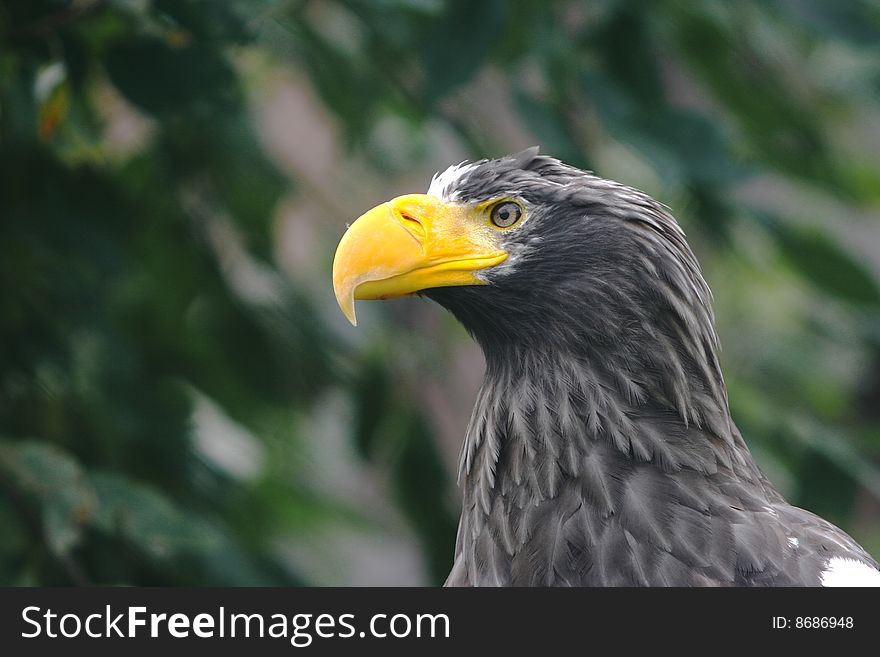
[427,162,478,200]
[820,557,880,587]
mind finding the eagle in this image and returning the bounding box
[332,148,880,586]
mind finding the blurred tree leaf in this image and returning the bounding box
[282,18,380,141]
[35,63,70,140]
[420,0,505,101]
[666,4,847,195]
[0,439,96,557]
[583,69,747,186]
[0,496,30,583]
[104,36,240,119]
[90,470,212,559]
[514,87,589,170]
[592,2,664,104]
[775,0,880,47]
[351,350,393,460]
[153,0,253,45]
[390,409,456,584]
[760,214,880,308]
[638,109,746,186]
[348,346,457,583]
[796,452,857,527]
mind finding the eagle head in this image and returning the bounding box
[333,148,723,422]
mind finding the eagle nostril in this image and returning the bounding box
[395,207,427,240]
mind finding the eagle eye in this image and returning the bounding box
[489,201,523,229]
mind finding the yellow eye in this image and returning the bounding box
[489,201,523,229]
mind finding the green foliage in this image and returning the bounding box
[0,441,96,560]
[1,0,879,585]
[760,213,880,308]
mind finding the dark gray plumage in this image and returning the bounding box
[425,149,879,586]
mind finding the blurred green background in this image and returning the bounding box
[2,0,880,586]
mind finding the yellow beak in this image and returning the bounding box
[332,194,508,325]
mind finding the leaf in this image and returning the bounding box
[514,88,590,171]
[346,0,443,12]
[592,3,665,104]
[91,472,301,585]
[90,470,212,559]
[103,36,240,119]
[775,0,880,47]
[420,0,505,101]
[35,63,69,141]
[580,70,747,186]
[199,118,289,251]
[794,452,857,527]
[277,18,382,141]
[638,108,747,185]
[351,351,393,460]
[153,0,254,45]
[0,440,96,557]
[760,213,880,307]
[666,4,844,193]
[390,410,457,584]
